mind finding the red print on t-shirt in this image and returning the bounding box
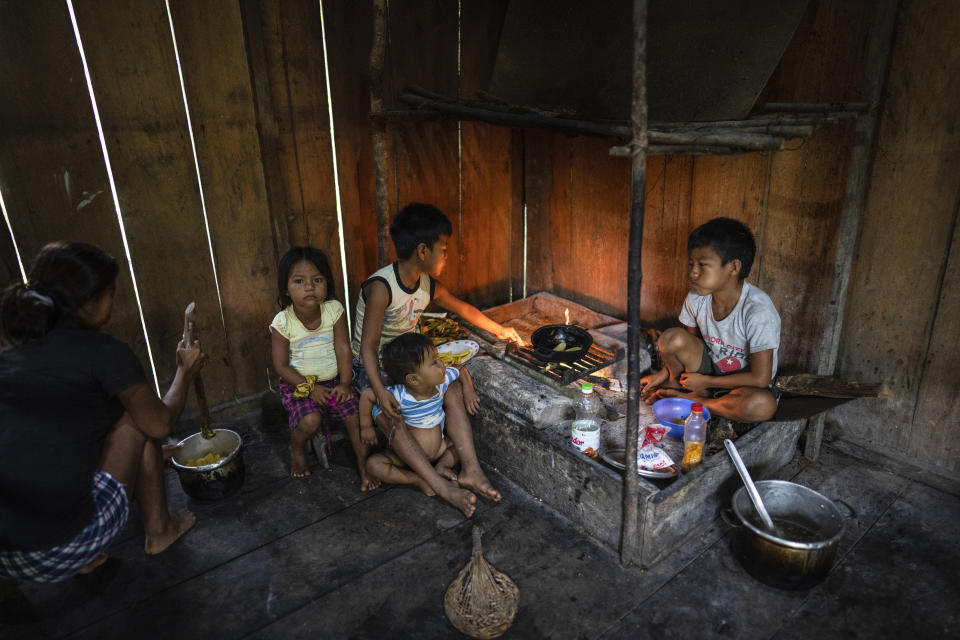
[716,356,742,373]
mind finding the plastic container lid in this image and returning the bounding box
[581,382,594,393]
[691,402,704,412]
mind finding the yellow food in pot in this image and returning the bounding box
[185,452,225,467]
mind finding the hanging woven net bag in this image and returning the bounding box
[444,526,520,639]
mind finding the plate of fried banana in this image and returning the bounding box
[436,339,480,366]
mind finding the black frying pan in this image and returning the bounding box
[530,324,593,362]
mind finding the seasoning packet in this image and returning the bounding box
[637,423,675,471]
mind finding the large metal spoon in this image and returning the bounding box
[724,438,776,532]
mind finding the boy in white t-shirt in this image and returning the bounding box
[640,218,780,422]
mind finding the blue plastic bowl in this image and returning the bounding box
[652,398,711,438]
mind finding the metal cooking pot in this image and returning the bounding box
[169,428,245,502]
[723,480,855,590]
[530,324,593,362]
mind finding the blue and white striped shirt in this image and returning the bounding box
[372,367,459,429]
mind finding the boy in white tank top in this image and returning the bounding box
[353,203,523,517]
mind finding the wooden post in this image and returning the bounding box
[620,0,648,567]
[806,0,900,460]
[369,0,389,266]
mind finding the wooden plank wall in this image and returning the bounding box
[831,0,960,474]
[2,0,957,473]
[0,0,275,407]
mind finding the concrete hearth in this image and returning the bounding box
[466,293,803,566]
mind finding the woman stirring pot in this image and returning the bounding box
[0,241,205,582]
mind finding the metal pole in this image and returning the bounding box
[620,0,648,566]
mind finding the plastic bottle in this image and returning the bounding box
[681,403,707,473]
[571,382,601,458]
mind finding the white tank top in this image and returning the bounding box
[351,262,434,362]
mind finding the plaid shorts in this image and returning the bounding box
[278,376,360,431]
[0,469,129,583]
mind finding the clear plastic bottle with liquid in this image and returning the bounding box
[681,403,707,473]
[571,382,601,458]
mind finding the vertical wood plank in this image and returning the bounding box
[386,0,460,295]
[168,0,278,398]
[0,0,144,356]
[639,155,694,327]
[912,207,960,470]
[550,136,631,318]
[833,0,960,471]
[323,0,381,310]
[459,121,515,307]
[760,130,851,373]
[72,0,231,400]
[523,129,557,296]
[756,0,872,375]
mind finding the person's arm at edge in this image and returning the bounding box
[332,313,355,401]
[359,281,402,420]
[455,364,480,415]
[270,328,306,387]
[116,341,205,439]
[432,282,524,344]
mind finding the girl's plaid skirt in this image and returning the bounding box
[278,376,359,430]
[0,469,129,583]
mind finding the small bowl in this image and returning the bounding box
[652,398,711,438]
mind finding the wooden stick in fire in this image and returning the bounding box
[182,302,215,439]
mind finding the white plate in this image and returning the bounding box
[436,339,480,364]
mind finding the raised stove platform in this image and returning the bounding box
[467,293,804,567]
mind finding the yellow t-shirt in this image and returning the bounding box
[270,301,343,381]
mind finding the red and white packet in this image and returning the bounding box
[637,423,676,471]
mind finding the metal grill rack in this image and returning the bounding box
[506,342,623,387]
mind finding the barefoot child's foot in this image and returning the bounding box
[434,463,457,483]
[359,471,381,491]
[290,443,311,478]
[145,510,196,555]
[457,467,501,502]
[414,476,437,496]
[437,484,477,518]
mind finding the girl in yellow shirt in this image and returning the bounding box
[270,247,377,488]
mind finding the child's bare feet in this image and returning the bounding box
[145,510,196,554]
[414,476,437,496]
[457,467,501,502]
[435,463,457,483]
[359,471,381,491]
[290,443,311,478]
[78,553,108,575]
[437,484,477,517]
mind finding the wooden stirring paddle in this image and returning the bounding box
[182,302,215,439]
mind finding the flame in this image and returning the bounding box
[564,308,570,325]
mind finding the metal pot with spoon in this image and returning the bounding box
[722,439,855,589]
[168,302,245,502]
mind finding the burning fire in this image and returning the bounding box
[564,308,570,325]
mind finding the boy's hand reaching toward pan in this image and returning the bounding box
[494,324,525,347]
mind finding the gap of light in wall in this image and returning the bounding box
[66,0,160,393]
[0,188,28,283]
[165,0,227,333]
[522,202,528,299]
[318,0,352,333]
[457,2,463,293]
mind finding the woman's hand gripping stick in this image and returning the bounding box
[183,302,214,439]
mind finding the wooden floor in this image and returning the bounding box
[3,408,958,640]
